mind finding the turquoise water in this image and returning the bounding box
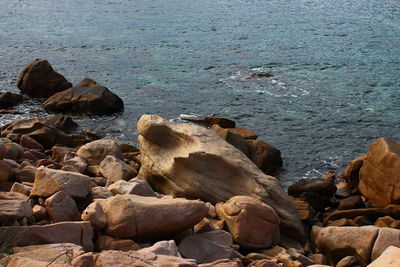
[1,0,399,185]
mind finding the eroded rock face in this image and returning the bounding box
[358,138,400,207]
[95,194,208,239]
[216,196,280,249]
[17,59,72,98]
[30,167,92,199]
[42,78,124,115]
[76,139,123,166]
[137,114,304,242]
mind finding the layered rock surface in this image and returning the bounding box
[137,114,304,241]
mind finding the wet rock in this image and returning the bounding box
[99,155,138,182]
[30,167,92,199]
[0,92,23,108]
[96,194,208,239]
[76,139,123,166]
[246,139,282,174]
[107,178,155,196]
[216,196,280,249]
[288,178,337,198]
[0,221,93,251]
[45,191,80,222]
[95,235,141,252]
[42,78,124,115]
[81,202,107,230]
[368,246,400,267]
[178,230,238,264]
[17,59,72,98]
[45,114,79,133]
[137,114,304,242]
[358,138,400,207]
[93,250,197,266]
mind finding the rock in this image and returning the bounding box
[95,235,141,252]
[17,59,72,98]
[358,138,400,207]
[99,155,138,182]
[0,140,6,159]
[30,167,92,199]
[0,92,23,108]
[301,192,336,212]
[312,226,378,266]
[288,178,336,198]
[336,256,359,267]
[247,260,282,267]
[341,155,365,192]
[0,221,93,251]
[45,114,79,133]
[0,192,32,222]
[336,182,352,199]
[323,207,396,224]
[10,182,32,196]
[338,196,365,210]
[71,252,94,267]
[182,115,236,128]
[374,216,399,228]
[246,140,283,174]
[4,142,24,161]
[89,186,113,200]
[97,194,208,239]
[211,124,250,156]
[91,177,108,186]
[137,114,304,242]
[216,196,280,249]
[371,227,400,261]
[14,165,36,183]
[290,198,315,222]
[32,205,47,221]
[42,78,124,115]
[368,246,400,267]
[178,230,238,264]
[63,156,87,174]
[45,191,80,222]
[12,243,83,253]
[138,240,180,257]
[194,218,225,234]
[107,178,155,196]
[1,257,70,266]
[0,248,75,266]
[20,135,44,150]
[226,127,258,140]
[0,160,13,182]
[81,202,107,230]
[199,258,244,267]
[93,250,197,267]
[76,139,123,165]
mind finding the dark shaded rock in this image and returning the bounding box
[247,139,282,175]
[45,114,78,133]
[341,155,364,192]
[338,196,365,210]
[288,178,337,198]
[181,115,236,128]
[301,192,336,212]
[211,124,250,156]
[244,72,274,79]
[0,92,23,108]
[17,59,72,98]
[324,207,399,224]
[42,78,124,115]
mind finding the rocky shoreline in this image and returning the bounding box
[0,60,400,266]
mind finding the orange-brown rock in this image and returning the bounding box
[0,192,32,222]
[95,235,140,252]
[211,124,250,156]
[107,178,155,196]
[137,240,180,257]
[99,155,137,182]
[17,59,72,98]
[30,167,92,199]
[76,139,123,166]
[137,114,304,242]
[0,140,6,159]
[45,191,80,222]
[368,246,400,267]
[341,155,365,192]
[226,127,258,140]
[93,194,208,239]
[81,202,107,230]
[216,196,280,249]
[246,139,282,174]
[0,160,13,182]
[42,78,124,115]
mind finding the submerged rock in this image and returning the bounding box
[42,78,124,115]
[17,59,72,98]
[137,114,305,242]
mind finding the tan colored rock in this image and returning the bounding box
[290,198,315,222]
[0,192,32,222]
[88,186,113,200]
[63,156,87,174]
[371,227,400,261]
[71,252,94,267]
[95,235,141,252]
[341,155,365,192]
[312,226,378,266]
[32,205,47,221]
[107,178,155,196]
[1,251,72,266]
[99,155,137,182]
[10,182,32,196]
[358,138,400,207]
[211,124,250,156]
[375,216,399,228]
[93,250,197,266]
[368,246,400,267]
[4,142,24,161]
[30,167,92,199]
[76,139,123,165]
[137,240,180,257]
[137,114,304,242]
[178,230,238,264]
[199,258,244,267]
[247,140,282,174]
[0,221,93,251]
[98,194,208,239]
[81,202,107,230]
[17,59,72,98]
[12,243,83,253]
[45,191,80,222]
[216,196,280,249]
[0,159,13,182]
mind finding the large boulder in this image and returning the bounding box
[42,78,124,115]
[358,138,400,207]
[216,196,280,249]
[90,194,208,239]
[30,167,92,199]
[76,139,123,166]
[368,246,400,267]
[45,191,80,222]
[137,114,304,242]
[0,92,23,108]
[0,221,93,251]
[246,140,283,174]
[17,59,72,98]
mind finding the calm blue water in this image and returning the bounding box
[1,0,399,186]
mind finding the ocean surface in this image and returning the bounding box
[1,0,399,186]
